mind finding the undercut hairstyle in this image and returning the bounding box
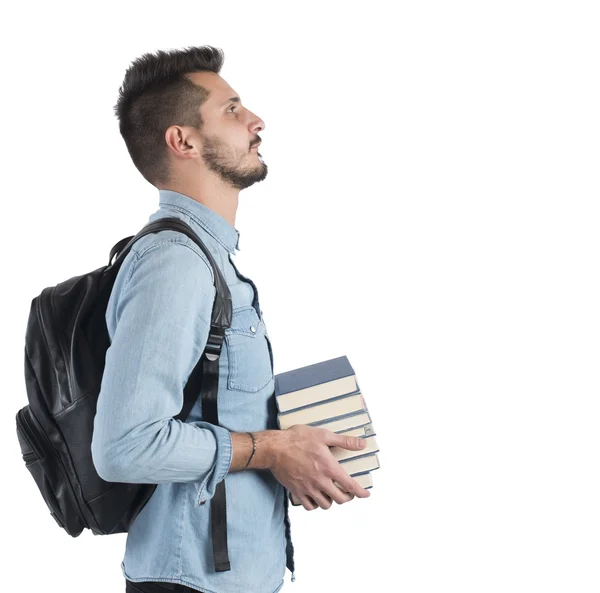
[114,45,225,187]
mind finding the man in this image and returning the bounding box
[91,45,370,593]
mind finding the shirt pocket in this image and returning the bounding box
[224,305,273,393]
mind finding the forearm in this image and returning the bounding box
[92,419,232,484]
[228,430,282,473]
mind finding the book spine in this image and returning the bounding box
[274,375,282,414]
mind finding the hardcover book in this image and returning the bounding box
[277,393,367,430]
[339,452,380,475]
[337,423,376,438]
[316,412,372,434]
[275,355,360,414]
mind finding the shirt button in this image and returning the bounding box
[250,326,256,333]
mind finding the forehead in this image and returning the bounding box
[185,71,237,108]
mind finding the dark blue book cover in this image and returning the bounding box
[275,355,355,397]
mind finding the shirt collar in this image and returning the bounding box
[158,189,241,254]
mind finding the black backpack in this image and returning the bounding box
[16,216,234,572]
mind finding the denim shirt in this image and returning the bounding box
[91,189,295,593]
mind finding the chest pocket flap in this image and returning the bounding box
[224,306,273,393]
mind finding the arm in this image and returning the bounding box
[91,238,231,502]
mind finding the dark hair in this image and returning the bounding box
[114,45,225,186]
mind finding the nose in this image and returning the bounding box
[250,111,265,136]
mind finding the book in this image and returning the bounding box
[340,452,380,475]
[344,471,373,490]
[275,355,360,414]
[277,393,367,430]
[316,412,372,434]
[290,471,374,507]
[337,423,376,438]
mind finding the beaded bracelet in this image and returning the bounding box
[242,432,256,470]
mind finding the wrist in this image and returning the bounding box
[229,429,281,472]
[247,429,281,471]
[242,432,256,470]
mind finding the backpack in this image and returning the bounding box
[16,216,234,572]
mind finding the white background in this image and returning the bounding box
[1,1,599,592]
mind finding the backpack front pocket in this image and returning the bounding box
[16,406,67,529]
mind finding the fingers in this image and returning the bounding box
[326,482,355,505]
[321,429,368,452]
[299,491,331,510]
[300,481,360,510]
[333,474,371,498]
[308,489,335,510]
[297,494,318,511]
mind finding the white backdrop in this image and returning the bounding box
[1,1,599,592]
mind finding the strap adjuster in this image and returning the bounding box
[204,326,225,360]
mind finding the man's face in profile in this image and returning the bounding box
[187,70,268,190]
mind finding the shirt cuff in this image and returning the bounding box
[193,422,232,507]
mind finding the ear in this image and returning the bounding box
[165,125,199,157]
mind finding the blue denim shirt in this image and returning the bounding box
[91,189,295,593]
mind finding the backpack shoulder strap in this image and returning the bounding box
[109,217,233,571]
[108,217,232,421]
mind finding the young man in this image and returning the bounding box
[91,45,370,593]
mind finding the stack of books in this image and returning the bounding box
[274,355,379,506]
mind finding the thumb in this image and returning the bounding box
[326,432,367,451]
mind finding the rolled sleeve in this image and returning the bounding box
[91,236,230,499]
[191,420,233,507]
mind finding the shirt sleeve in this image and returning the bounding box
[91,237,232,500]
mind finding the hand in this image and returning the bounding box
[268,424,371,511]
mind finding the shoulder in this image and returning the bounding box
[106,220,218,333]
[112,233,216,315]
[128,230,215,284]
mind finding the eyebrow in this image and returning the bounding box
[221,96,241,106]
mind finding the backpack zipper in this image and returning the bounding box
[36,293,65,406]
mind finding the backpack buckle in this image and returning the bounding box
[204,326,225,361]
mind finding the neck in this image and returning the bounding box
[159,177,239,227]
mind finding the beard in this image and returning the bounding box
[201,134,268,190]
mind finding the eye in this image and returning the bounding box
[227,104,238,113]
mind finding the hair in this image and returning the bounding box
[113,45,225,186]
